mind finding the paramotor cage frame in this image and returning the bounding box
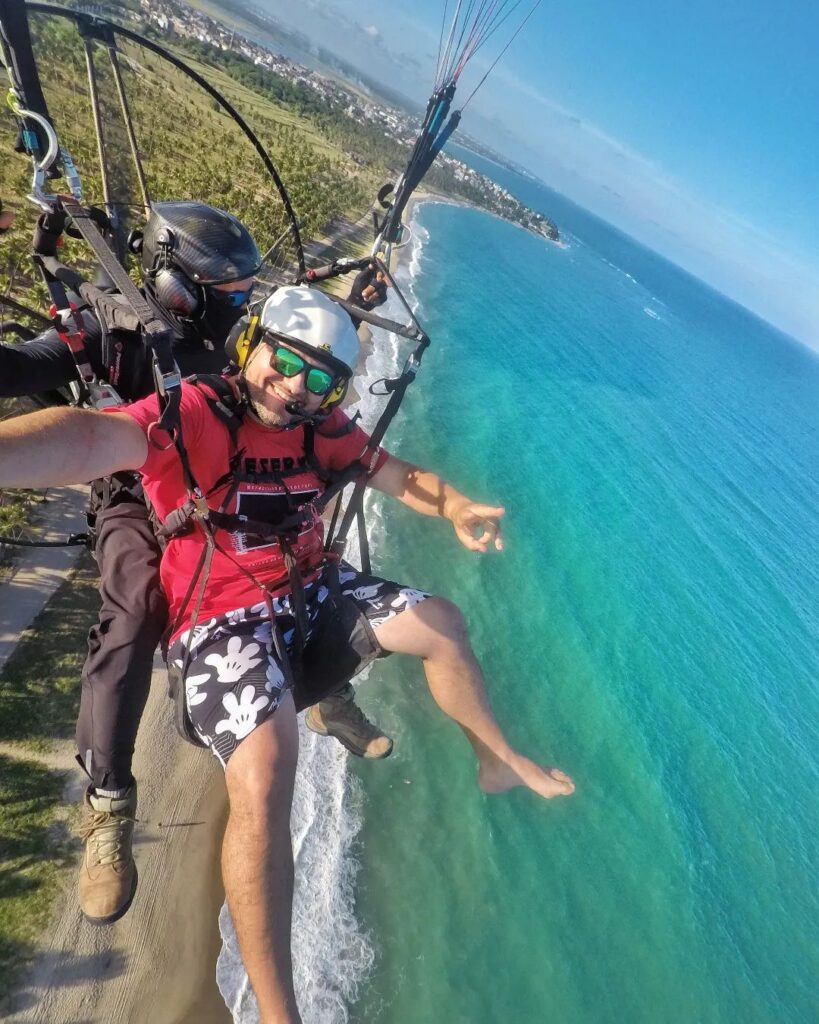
[12,1,306,279]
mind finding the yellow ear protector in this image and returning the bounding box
[228,312,259,369]
[320,380,347,409]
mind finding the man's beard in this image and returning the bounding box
[244,377,301,427]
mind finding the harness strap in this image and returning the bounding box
[59,195,182,434]
[158,375,374,736]
[166,520,213,654]
[280,536,307,671]
[158,458,366,542]
[185,373,245,439]
[158,374,369,542]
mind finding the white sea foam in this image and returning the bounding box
[602,256,640,286]
[215,208,429,1022]
[643,307,661,320]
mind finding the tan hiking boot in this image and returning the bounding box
[305,684,394,759]
[78,784,138,925]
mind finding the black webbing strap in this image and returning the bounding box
[356,503,371,574]
[329,362,420,559]
[58,195,181,432]
[280,536,308,670]
[58,197,160,335]
[0,532,88,547]
[0,0,55,165]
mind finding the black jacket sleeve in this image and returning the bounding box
[0,312,104,398]
[347,266,376,306]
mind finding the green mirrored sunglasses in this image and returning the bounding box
[271,345,337,396]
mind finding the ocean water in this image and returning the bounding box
[218,180,819,1023]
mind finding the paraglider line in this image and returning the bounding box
[461,0,545,108]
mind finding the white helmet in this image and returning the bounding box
[259,285,359,379]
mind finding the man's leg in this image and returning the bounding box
[172,617,302,1022]
[75,498,168,922]
[373,596,575,799]
[223,692,302,1024]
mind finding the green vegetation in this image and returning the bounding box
[0,487,43,575]
[0,756,70,1005]
[0,3,556,319]
[0,552,101,1008]
[0,7,384,307]
[133,19,557,238]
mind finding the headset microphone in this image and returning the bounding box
[282,399,327,431]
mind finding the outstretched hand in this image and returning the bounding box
[450,501,505,553]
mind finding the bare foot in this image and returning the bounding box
[479,754,575,799]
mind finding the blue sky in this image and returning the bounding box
[255,0,819,350]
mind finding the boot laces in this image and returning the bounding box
[330,689,379,737]
[78,809,135,867]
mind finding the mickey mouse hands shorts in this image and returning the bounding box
[167,562,429,766]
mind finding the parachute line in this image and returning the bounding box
[459,0,527,73]
[434,0,542,90]
[375,0,543,260]
[461,0,545,109]
[435,0,451,88]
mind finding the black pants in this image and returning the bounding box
[75,477,168,791]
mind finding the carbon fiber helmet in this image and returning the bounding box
[140,201,261,315]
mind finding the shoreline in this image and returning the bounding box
[398,189,566,252]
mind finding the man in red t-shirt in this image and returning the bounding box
[0,286,574,1023]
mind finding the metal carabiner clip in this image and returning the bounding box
[6,87,82,208]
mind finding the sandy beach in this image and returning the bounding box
[6,654,232,1024]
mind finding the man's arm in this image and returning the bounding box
[368,453,505,553]
[0,407,148,487]
[0,315,103,398]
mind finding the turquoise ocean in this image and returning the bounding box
[218,162,819,1023]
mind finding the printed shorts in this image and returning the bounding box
[167,562,429,766]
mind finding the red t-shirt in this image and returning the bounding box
[119,383,388,632]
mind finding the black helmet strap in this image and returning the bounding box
[153,226,175,269]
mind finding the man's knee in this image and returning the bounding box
[374,594,471,659]
[87,601,166,657]
[415,596,470,654]
[224,703,298,823]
